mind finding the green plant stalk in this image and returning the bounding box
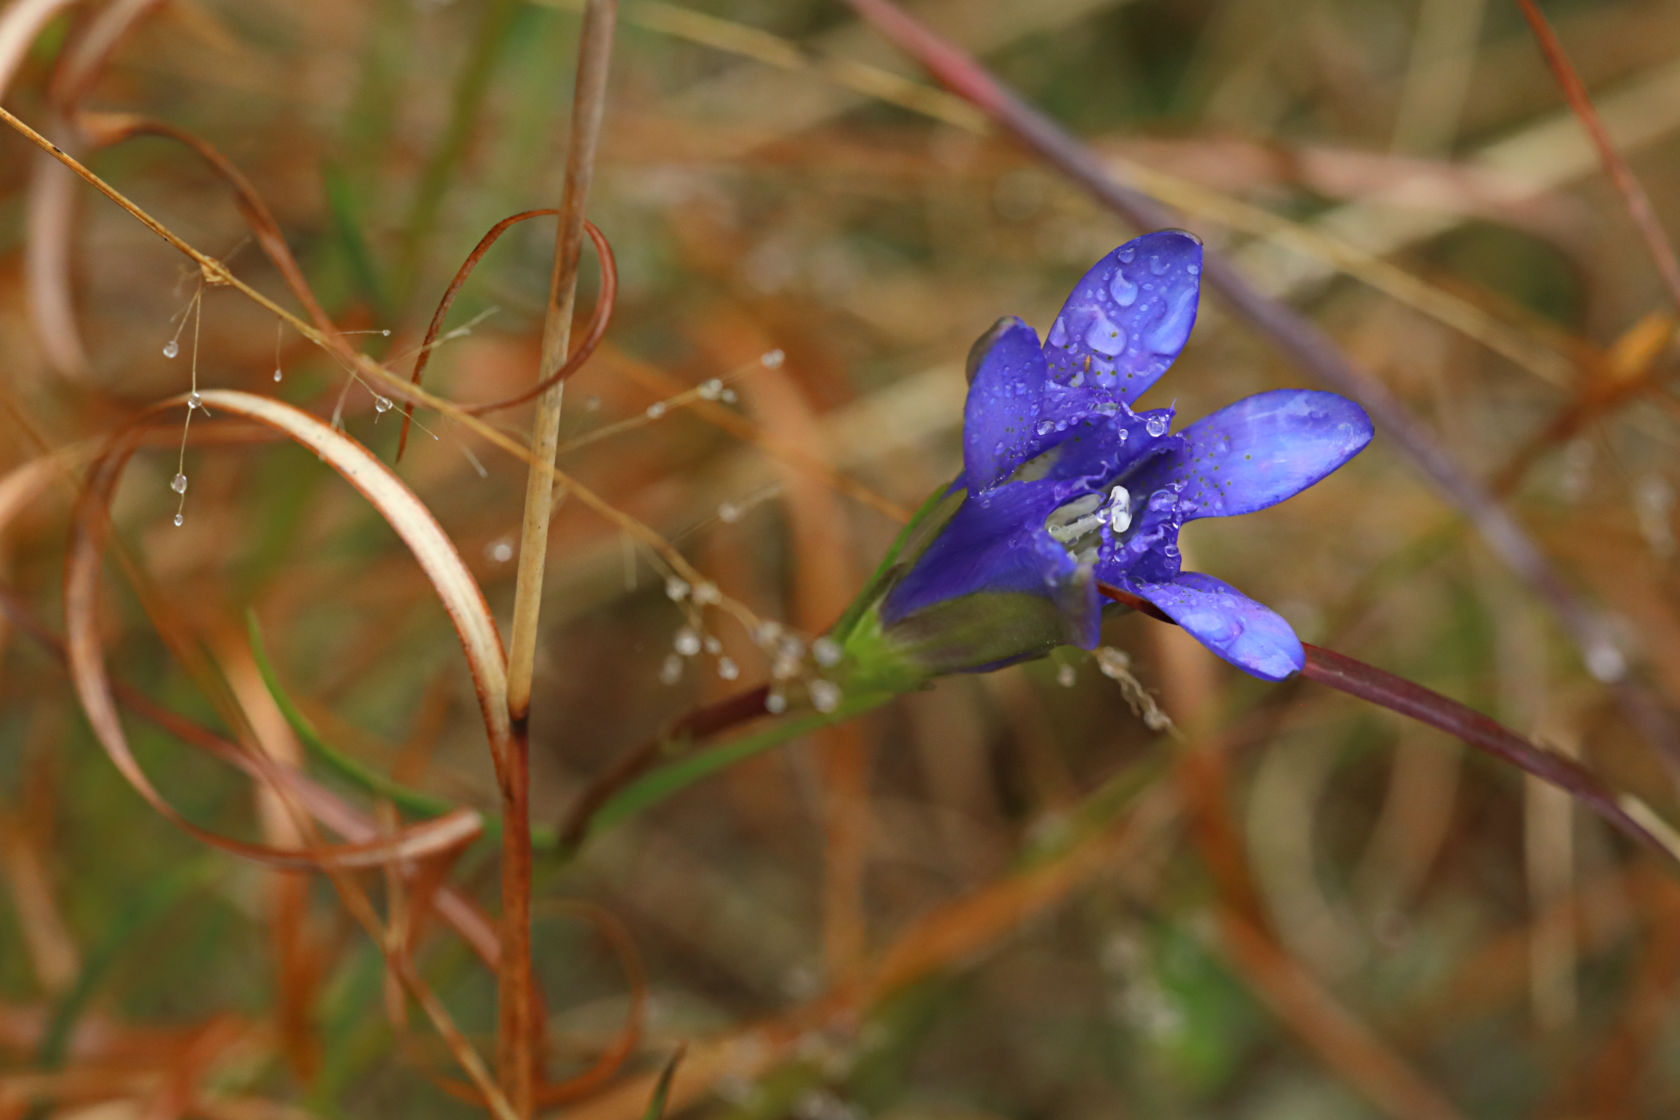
[246,611,560,846]
[584,689,895,841]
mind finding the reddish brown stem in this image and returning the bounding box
[1515,0,1680,314]
[1095,583,1674,864]
[555,684,772,852]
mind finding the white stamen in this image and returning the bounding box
[1108,484,1132,534]
[1048,512,1104,544]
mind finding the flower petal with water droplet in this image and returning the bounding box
[1127,389,1374,520]
[1130,572,1304,680]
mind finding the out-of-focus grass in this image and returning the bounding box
[3,0,1680,1117]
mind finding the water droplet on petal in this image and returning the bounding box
[1146,288,1197,356]
[1150,254,1170,275]
[1084,312,1127,357]
[162,340,179,359]
[1047,317,1069,348]
[1118,246,1135,264]
[1108,270,1138,308]
[170,472,188,495]
[1145,415,1168,438]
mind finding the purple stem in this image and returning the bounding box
[1093,582,1674,865]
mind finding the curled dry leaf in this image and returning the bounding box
[64,389,513,870]
[398,210,618,459]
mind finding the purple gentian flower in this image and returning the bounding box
[838,230,1372,683]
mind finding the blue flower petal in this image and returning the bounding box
[881,479,1072,624]
[1129,572,1304,681]
[1042,230,1203,406]
[1133,389,1373,520]
[963,317,1050,491]
[1032,406,1178,487]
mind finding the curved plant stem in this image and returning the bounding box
[398,211,617,459]
[1516,0,1680,312]
[1095,583,1678,866]
[556,684,772,851]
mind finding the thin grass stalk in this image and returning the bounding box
[501,1,617,1110]
[1515,0,1680,313]
[507,0,618,720]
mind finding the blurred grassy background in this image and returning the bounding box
[3,0,1680,1116]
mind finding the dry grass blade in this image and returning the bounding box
[79,113,340,336]
[398,211,617,458]
[1516,0,1680,313]
[0,582,509,973]
[63,390,511,869]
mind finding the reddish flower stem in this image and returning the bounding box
[1096,583,1674,864]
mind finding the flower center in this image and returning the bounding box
[1045,484,1132,557]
